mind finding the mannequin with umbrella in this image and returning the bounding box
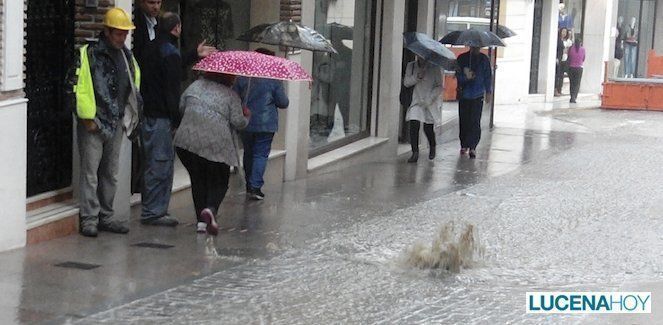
[403,32,456,163]
[439,28,506,159]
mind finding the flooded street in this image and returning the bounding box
[70,102,663,324]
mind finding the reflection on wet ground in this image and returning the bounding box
[3,100,663,324]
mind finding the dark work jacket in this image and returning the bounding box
[68,33,135,141]
[141,32,184,126]
[133,9,155,68]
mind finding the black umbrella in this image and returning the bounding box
[403,32,456,70]
[237,21,337,54]
[439,28,506,48]
[495,24,516,39]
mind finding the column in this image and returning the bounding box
[0,0,28,251]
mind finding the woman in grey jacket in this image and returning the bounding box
[174,73,250,235]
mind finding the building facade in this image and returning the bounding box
[1,0,661,252]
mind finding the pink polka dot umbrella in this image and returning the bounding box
[193,50,313,82]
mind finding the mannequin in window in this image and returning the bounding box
[558,3,574,31]
[614,16,625,78]
[624,16,638,78]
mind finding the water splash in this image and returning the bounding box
[205,237,219,258]
[402,221,484,273]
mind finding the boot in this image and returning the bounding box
[79,215,98,237]
[98,219,130,234]
[407,151,419,163]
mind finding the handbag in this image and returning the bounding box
[121,51,143,142]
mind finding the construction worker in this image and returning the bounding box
[73,8,140,237]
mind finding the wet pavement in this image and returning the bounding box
[2,98,663,324]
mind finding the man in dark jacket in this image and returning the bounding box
[73,8,138,237]
[139,12,215,226]
[133,0,161,67]
[138,12,182,226]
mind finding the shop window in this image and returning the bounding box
[616,0,656,78]
[310,0,375,154]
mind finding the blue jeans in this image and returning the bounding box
[240,132,274,190]
[624,44,637,76]
[140,117,174,220]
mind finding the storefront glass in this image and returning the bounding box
[616,0,656,78]
[435,0,493,41]
[310,0,375,154]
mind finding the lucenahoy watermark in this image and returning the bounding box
[526,292,651,314]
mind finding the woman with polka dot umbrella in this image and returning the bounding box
[193,50,313,81]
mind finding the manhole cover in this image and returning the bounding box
[131,242,175,249]
[54,261,101,270]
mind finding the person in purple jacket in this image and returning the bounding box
[567,38,585,104]
[234,48,290,200]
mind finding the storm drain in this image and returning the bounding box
[131,242,175,249]
[54,261,101,270]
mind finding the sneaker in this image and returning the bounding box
[98,220,129,234]
[469,149,477,159]
[80,224,98,237]
[196,222,207,234]
[200,208,218,236]
[141,215,179,227]
[247,188,265,200]
[460,148,468,155]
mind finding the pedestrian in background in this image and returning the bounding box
[555,27,572,97]
[403,55,443,163]
[456,46,492,159]
[174,73,250,235]
[567,37,585,104]
[133,0,161,66]
[72,8,139,237]
[233,48,289,200]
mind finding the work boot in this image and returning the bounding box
[140,214,179,227]
[98,219,129,234]
[79,215,98,237]
[407,151,419,163]
[80,224,98,237]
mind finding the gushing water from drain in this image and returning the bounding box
[402,221,484,273]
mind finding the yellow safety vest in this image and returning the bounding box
[74,44,141,119]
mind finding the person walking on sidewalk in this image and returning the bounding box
[567,38,585,104]
[71,8,140,237]
[233,48,289,200]
[456,46,492,159]
[174,73,250,235]
[403,55,443,163]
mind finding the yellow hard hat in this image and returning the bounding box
[103,8,135,30]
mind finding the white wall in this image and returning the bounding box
[495,0,536,104]
[0,99,27,251]
[581,0,615,94]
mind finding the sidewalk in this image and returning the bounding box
[2,97,662,324]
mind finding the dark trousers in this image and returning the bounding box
[409,121,435,153]
[568,67,583,101]
[176,148,230,221]
[240,132,274,190]
[458,98,484,150]
[555,61,567,93]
